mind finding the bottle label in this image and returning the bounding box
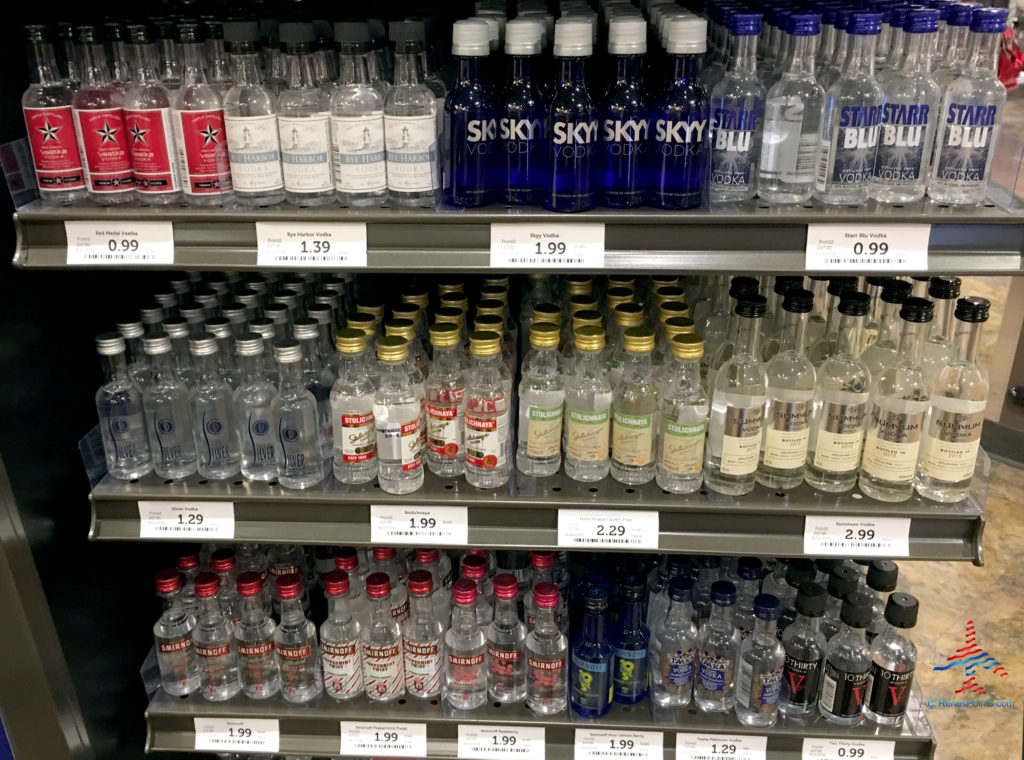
[404,637,442,696]
[782,652,822,705]
[268,563,300,577]
[72,107,134,193]
[465,409,508,470]
[874,103,930,183]
[123,107,180,193]
[818,104,882,188]
[862,407,925,482]
[719,404,764,476]
[526,404,563,458]
[934,102,998,189]
[23,105,85,190]
[238,641,275,657]
[488,645,522,675]
[392,597,411,622]
[246,410,276,466]
[323,639,363,698]
[710,107,759,187]
[278,113,333,193]
[173,109,231,195]
[696,652,733,698]
[613,647,649,693]
[566,407,611,462]
[158,635,194,653]
[660,419,706,475]
[427,391,464,458]
[362,641,405,699]
[571,653,607,672]
[198,413,235,465]
[759,97,816,184]
[384,113,438,192]
[651,111,710,207]
[338,410,376,463]
[529,656,565,672]
[612,410,655,467]
[737,659,783,711]
[866,662,915,717]
[920,408,983,483]
[331,113,387,193]
[819,661,870,718]
[196,643,231,658]
[812,399,868,472]
[763,399,810,470]
[662,647,695,692]
[276,644,312,660]
[224,114,284,192]
[376,416,422,471]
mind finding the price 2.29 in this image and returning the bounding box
[107,238,140,252]
[595,524,626,537]
[534,241,567,255]
[409,517,437,530]
[844,528,875,541]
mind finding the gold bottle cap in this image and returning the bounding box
[663,316,696,338]
[651,275,680,289]
[434,306,465,327]
[574,325,606,352]
[480,284,509,304]
[529,321,560,349]
[654,285,685,305]
[437,277,464,296]
[566,275,593,296]
[355,299,385,319]
[440,291,469,313]
[605,286,635,310]
[429,322,461,348]
[623,326,656,353]
[470,330,502,357]
[613,302,645,327]
[384,318,417,340]
[348,312,377,336]
[659,300,691,321]
[402,288,430,310]
[391,302,422,324]
[377,335,409,362]
[572,309,603,329]
[609,275,635,291]
[334,327,367,354]
[532,302,562,326]
[475,298,506,318]
[528,273,551,282]
[482,276,510,288]
[568,294,599,315]
[473,314,504,334]
[671,333,703,360]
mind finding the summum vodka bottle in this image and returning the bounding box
[861,280,913,379]
[734,595,785,727]
[445,19,496,207]
[565,326,613,482]
[500,18,548,205]
[928,7,1008,204]
[272,340,324,490]
[819,592,874,726]
[404,570,444,699]
[517,322,564,477]
[142,333,197,479]
[191,334,241,480]
[611,327,658,485]
[330,328,377,484]
[487,573,528,703]
[863,592,919,726]
[649,576,697,707]
[274,574,323,703]
[193,572,242,701]
[695,581,740,713]
[362,572,406,701]
[778,581,827,717]
[526,582,568,715]
[234,571,281,699]
[234,333,277,482]
[321,569,364,700]
[465,331,511,489]
[95,333,152,480]
[374,337,424,494]
[598,16,647,208]
[815,12,884,205]
[153,569,200,696]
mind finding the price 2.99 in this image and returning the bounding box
[107,238,139,252]
[844,528,875,541]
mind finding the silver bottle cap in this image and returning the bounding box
[235,289,260,306]
[153,289,178,308]
[189,333,220,357]
[306,304,333,325]
[194,289,220,309]
[139,304,164,326]
[167,274,191,295]
[162,317,190,339]
[179,302,205,324]
[274,291,299,310]
[280,276,306,295]
[204,317,232,339]
[264,303,289,325]
[221,303,248,325]
[313,290,340,309]
[248,318,276,339]
[235,333,265,356]
[273,338,304,363]
[142,333,173,356]
[95,332,126,356]
[116,319,145,339]
[292,318,319,340]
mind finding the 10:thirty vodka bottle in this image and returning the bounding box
[465,331,511,488]
[445,579,487,710]
[547,19,597,212]
[517,322,565,477]
[330,328,377,484]
[819,592,874,725]
[193,572,242,701]
[404,570,444,699]
[234,571,281,699]
[734,594,785,727]
[374,337,424,494]
[153,569,200,696]
[142,333,197,479]
[95,333,152,479]
[426,323,467,477]
[599,17,648,208]
[487,573,528,703]
[526,582,568,715]
[272,339,324,490]
[779,582,828,717]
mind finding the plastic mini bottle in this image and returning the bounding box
[464,331,512,489]
[445,578,488,710]
[152,569,200,696]
[234,571,281,699]
[373,337,425,494]
[695,581,740,713]
[734,594,785,726]
[819,592,874,725]
[193,572,243,701]
[445,19,496,207]
[649,575,698,707]
[486,573,528,703]
[404,569,444,700]
[526,582,568,715]
[863,592,919,726]
[361,572,406,702]
[321,569,364,701]
[779,582,828,717]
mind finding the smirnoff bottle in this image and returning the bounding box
[190,334,241,480]
[142,333,198,479]
[524,552,567,632]
[330,328,377,484]
[445,19,496,207]
[362,572,405,702]
[445,579,488,710]
[427,323,467,477]
[153,569,200,696]
[193,572,242,701]
[368,547,411,623]
[526,582,568,715]
[403,570,444,699]
[486,573,528,703]
[274,573,323,703]
[233,571,281,699]
[321,569,365,701]
[863,592,919,726]
[819,592,874,725]
[21,25,86,203]
[374,337,425,494]
[95,333,152,480]
[465,331,511,489]
[234,333,278,482]
[570,584,613,717]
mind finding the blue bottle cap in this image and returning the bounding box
[970,6,1008,34]
[710,580,737,606]
[729,12,762,36]
[753,594,781,621]
[820,5,840,26]
[904,8,939,34]
[667,575,695,602]
[889,4,910,31]
[737,556,763,581]
[772,8,790,30]
[834,8,853,32]
[788,12,822,35]
[947,3,974,27]
[699,555,722,569]
[666,554,690,574]
[847,11,883,34]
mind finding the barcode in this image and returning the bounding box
[736,658,752,709]
[819,258,904,266]
[795,134,818,178]
[815,140,831,191]
[507,257,585,265]
[206,739,265,747]
[571,538,639,545]
[270,255,349,263]
[152,525,218,533]
[819,673,837,713]
[80,253,159,261]
[585,752,645,757]
[818,541,884,548]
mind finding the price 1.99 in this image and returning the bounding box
[534,241,567,255]
[493,736,517,747]
[409,517,437,530]
[375,732,399,743]
[227,728,252,739]
[610,740,635,750]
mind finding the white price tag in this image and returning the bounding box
[138,500,235,539]
[193,717,279,753]
[558,509,659,550]
[676,733,766,760]
[803,515,910,557]
[574,729,663,760]
[805,224,930,271]
[490,223,605,269]
[340,721,427,757]
[370,504,468,545]
[65,221,174,265]
[458,725,545,760]
[256,222,367,268]
[801,738,894,760]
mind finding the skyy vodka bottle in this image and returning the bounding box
[517,322,565,477]
[487,573,528,703]
[464,331,512,489]
[190,334,241,480]
[193,572,243,701]
[500,18,548,205]
[95,333,152,480]
[404,570,444,699]
[234,571,281,699]
[374,337,424,494]
[330,328,377,485]
[599,16,648,208]
[152,569,200,696]
[142,333,198,479]
[272,339,324,490]
[321,569,365,701]
[445,579,488,710]
[445,19,496,207]
[649,576,698,707]
[565,326,613,482]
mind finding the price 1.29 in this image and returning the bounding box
[177,513,204,526]
[712,745,737,755]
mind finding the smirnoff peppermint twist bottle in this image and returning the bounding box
[153,569,200,696]
[487,573,528,703]
[233,571,281,699]
[599,17,648,208]
[404,570,444,699]
[444,579,487,710]
[330,328,377,484]
[321,569,364,701]
[500,19,548,205]
[526,582,568,715]
[819,592,874,725]
[95,333,152,480]
[193,572,242,701]
[362,572,406,702]
[864,592,919,726]
[21,25,85,203]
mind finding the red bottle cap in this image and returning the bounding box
[194,571,220,598]
[452,578,478,605]
[236,571,264,597]
[175,551,199,571]
[334,547,359,571]
[415,548,440,564]
[493,573,519,600]
[155,568,181,594]
[461,554,487,580]
[323,569,350,596]
[407,569,434,596]
[211,548,236,573]
[533,581,560,609]
[275,573,304,600]
[466,548,489,558]
[530,551,554,569]
[373,546,397,560]
[365,571,392,598]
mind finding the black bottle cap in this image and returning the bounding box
[912,276,930,282]
[204,19,224,40]
[838,290,871,317]
[731,275,759,294]
[735,294,767,318]
[737,556,763,580]
[810,276,829,282]
[127,24,150,44]
[867,276,891,288]
[786,558,817,588]
[880,279,913,304]
[782,288,815,314]
[854,559,871,567]
[828,564,860,598]
[866,559,898,592]
[710,580,737,606]
[699,555,721,569]
[667,575,694,603]
[390,19,425,52]
[55,21,74,39]
[24,24,49,43]
[335,20,370,47]
[774,275,805,296]
[581,584,609,614]
[75,24,99,44]
[955,296,990,324]
[224,19,260,43]
[827,276,857,297]
[177,21,202,44]
[929,276,962,300]
[900,296,934,323]
[840,591,875,628]
[619,578,644,601]
[754,594,781,621]
[795,581,828,617]
[279,21,314,45]
[884,592,919,628]
[815,558,843,574]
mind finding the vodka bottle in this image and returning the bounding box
[608,303,645,388]
[598,17,647,208]
[610,579,649,704]
[465,331,511,489]
[524,552,567,631]
[460,555,495,626]
[71,25,134,203]
[204,319,239,389]
[570,584,613,717]
[565,326,613,482]
[878,6,908,81]
[330,327,377,484]
[334,549,371,628]
[517,322,564,477]
[864,592,919,725]
[154,20,181,90]
[758,290,815,490]
[821,565,860,642]
[21,25,86,203]
[709,13,766,203]
[921,277,962,386]
[234,333,278,482]
[649,576,697,707]
[272,340,324,489]
[928,7,1007,204]
[500,19,548,204]
[933,4,974,93]
[734,595,785,727]
[414,548,452,623]
[425,323,466,477]
[705,296,767,496]
[445,579,488,711]
[694,555,724,625]
[294,320,335,462]
[222,21,285,207]
[175,552,202,618]
[546,19,597,212]
[153,569,200,696]
[916,296,989,502]
[860,298,934,502]
[695,581,740,712]
[526,582,568,715]
[731,557,764,639]
[818,9,850,99]
[778,581,827,717]
[203,20,232,94]
[273,574,323,703]
[404,570,444,699]
[104,22,131,93]
[234,571,281,699]
[193,572,242,701]
[141,334,197,479]
[95,333,152,480]
[362,572,406,701]
[384,21,441,207]
[865,560,899,641]
[277,22,334,206]
[815,12,884,205]
[861,280,913,379]
[806,291,872,492]
[486,573,528,703]
[819,592,874,725]
[190,334,241,480]
[611,327,658,484]
[321,569,364,700]
[705,278,759,394]
[757,13,823,204]
[776,559,818,634]
[445,20,496,207]
[374,337,424,494]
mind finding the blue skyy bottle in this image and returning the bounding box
[610,578,650,704]
[599,16,649,208]
[500,18,549,205]
[570,583,613,717]
[445,19,496,207]
[650,15,710,209]
[546,18,598,212]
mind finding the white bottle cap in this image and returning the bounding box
[608,16,647,53]
[554,17,594,56]
[658,9,691,46]
[505,18,543,54]
[453,18,492,55]
[665,16,707,54]
[475,16,501,51]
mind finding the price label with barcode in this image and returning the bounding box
[805,224,930,271]
[458,725,545,760]
[194,718,279,753]
[370,504,468,545]
[340,721,427,757]
[256,222,367,267]
[558,509,659,550]
[65,221,174,265]
[490,223,605,269]
[138,500,235,539]
[676,733,766,760]
[575,729,663,760]
[803,515,910,557]
[801,738,894,760]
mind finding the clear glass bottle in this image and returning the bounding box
[460,555,495,627]
[526,582,568,715]
[570,583,613,717]
[192,572,242,701]
[234,571,281,699]
[321,569,365,700]
[141,333,197,479]
[330,327,377,484]
[864,560,899,642]
[424,323,466,477]
[374,337,425,494]
[404,569,445,700]
[272,339,324,490]
[598,17,647,208]
[610,579,649,704]
[808,277,856,368]
[95,333,152,480]
[517,322,565,477]
[464,331,512,489]
[443,579,486,712]
[361,572,406,701]
[649,575,697,707]
[565,326,613,483]
[445,19,496,207]
[233,333,278,482]
[695,581,740,713]
[500,18,549,205]
[819,9,850,91]
[190,334,241,480]
[273,573,323,703]
[694,556,724,626]
[705,278,760,395]
[819,592,874,725]
[152,569,200,696]
[731,557,764,639]
[932,4,974,94]
[294,320,335,463]
[203,19,232,94]
[861,280,913,380]
[821,565,860,642]
[154,20,182,90]
[921,277,962,387]
[779,581,828,717]
[609,327,658,484]
[486,573,528,703]
[864,592,919,726]
[734,595,785,726]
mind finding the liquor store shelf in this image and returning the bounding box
[89,467,985,563]
[145,689,936,758]
[13,200,1024,274]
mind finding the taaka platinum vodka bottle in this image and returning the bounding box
[404,570,444,700]
[819,592,874,726]
[193,572,243,701]
[815,12,884,205]
[445,19,496,207]
[142,333,198,479]
[321,569,365,700]
[95,333,152,479]
[709,12,766,203]
[153,569,200,696]
[695,581,740,713]
[487,573,528,703]
[234,333,278,482]
[928,7,1008,204]
[500,19,548,205]
[274,573,324,703]
[330,327,378,485]
[272,339,324,490]
[190,333,241,480]
[649,575,698,707]
[778,581,828,717]
[863,592,919,726]
[734,594,785,727]
[565,326,613,482]
[234,571,281,699]
[517,322,565,477]
[445,579,488,710]
[599,16,648,208]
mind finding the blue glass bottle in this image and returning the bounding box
[610,578,649,703]
[546,19,597,212]
[500,18,549,205]
[570,584,613,717]
[599,17,648,208]
[650,16,710,210]
[445,20,496,208]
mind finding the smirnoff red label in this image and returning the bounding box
[276,644,312,660]
[268,564,300,576]
[23,106,85,189]
[448,652,485,667]
[527,657,565,670]
[157,635,193,654]
[196,643,231,658]
[123,107,180,193]
[488,646,521,662]
[72,107,134,192]
[173,109,231,195]
[238,641,275,657]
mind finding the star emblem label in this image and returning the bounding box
[37,119,62,143]
[199,120,221,147]
[96,120,120,145]
[129,122,150,145]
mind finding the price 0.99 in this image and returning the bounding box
[177,513,204,526]
[836,749,865,758]
[596,524,626,537]
[375,731,399,743]
[844,528,875,541]
[534,241,567,255]
[300,240,331,254]
[227,728,252,739]
[852,242,888,256]
[492,736,517,747]
[108,238,139,252]
[409,517,437,530]
[610,740,635,751]
[712,745,737,755]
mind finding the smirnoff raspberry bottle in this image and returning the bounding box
[403,570,444,699]
[21,25,85,204]
[233,571,281,699]
[526,582,568,715]
[192,572,242,701]
[321,569,364,701]
[274,573,323,703]
[486,573,527,703]
[152,569,200,696]
[445,579,488,710]
[361,572,406,702]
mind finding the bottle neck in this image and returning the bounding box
[456,55,486,83]
[753,615,778,644]
[787,34,817,75]
[279,596,305,624]
[239,354,266,383]
[284,46,317,89]
[831,31,848,68]
[818,24,836,64]
[734,314,762,358]
[671,53,702,83]
[967,29,1001,73]
[711,276,731,313]
[162,588,189,618]
[900,31,933,74]
[728,33,758,75]
[28,40,62,85]
[886,28,905,66]
[278,358,304,386]
[836,313,865,357]
[954,319,984,365]
[665,598,694,625]
[80,42,112,87]
[709,601,733,630]
[779,310,809,354]
[556,55,590,85]
[129,42,160,85]
[300,338,322,372]
[896,319,928,364]
[574,347,607,378]
[198,595,222,619]
[620,597,642,631]
[843,33,877,77]
[230,50,263,86]
[409,593,435,621]
[452,600,478,630]
[371,592,393,622]
[394,50,425,86]
[339,49,372,85]
[671,356,702,389]
[613,53,644,82]
[328,593,354,625]
[509,54,534,82]
[531,565,554,585]
[877,301,902,346]
[622,349,652,377]
[495,596,519,625]
[240,594,266,622]
[582,609,606,643]
[945,26,969,66]
[338,349,368,377]
[471,353,504,386]
[180,42,208,85]
[837,622,868,647]
[932,297,956,342]
[195,353,221,381]
[534,605,559,630]
[151,352,176,381]
[101,353,130,383]
[527,345,560,378]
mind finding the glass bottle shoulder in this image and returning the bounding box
[944,71,1007,105]
[235,380,277,408]
[769,73,825,102]
[278,86,330,115]
[932,363,987,402]
[446,80,492,111]
[711,73,766,102]
[124,83,172,110]
[172,85,223,111]
[223,85,277,115]
[22,82,75,108]
[330,84,384,114]
[818,354,871,392]
[826,75,884,105]
[874,362,930,400]
[765,351,816,390]
[235,616,276,643]
[385,84,436,114]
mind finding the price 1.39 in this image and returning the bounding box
[300,239,330,254]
